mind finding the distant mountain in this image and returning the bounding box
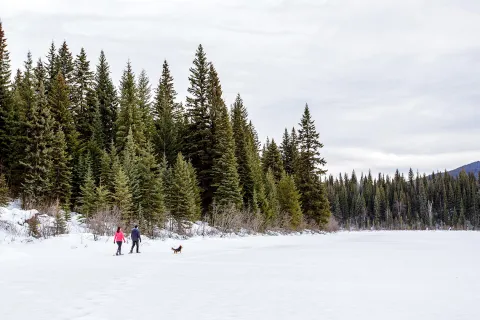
[447,161,480,177]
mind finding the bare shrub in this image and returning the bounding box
[86,206,121,241]
[241,210,263,234]
[38,219,55,239]
[209,203,264,235]
[210,203,243,234]
[25,214,41,238]
[325,216,340,232]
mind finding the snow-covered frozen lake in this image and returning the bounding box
[1,231,479,320]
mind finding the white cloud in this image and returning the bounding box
[2,0,480,177]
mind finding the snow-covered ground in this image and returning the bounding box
[1,226,479,320]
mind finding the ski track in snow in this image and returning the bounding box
[1,231,480,320]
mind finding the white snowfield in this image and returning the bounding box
[1,207,480,319]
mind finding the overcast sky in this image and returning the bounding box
[3,0,480,178]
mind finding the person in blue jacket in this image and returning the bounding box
[129,225,141,254]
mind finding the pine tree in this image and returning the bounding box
[0,22,12,174]
[161,156,174,215]
[262,138,284,181]
[187,160,202,221]
[137,69,155,142]
[137,142,165,230]
[99,148,113,189]
[184,44,213,214]
[374,189,381,227]
[0,173,9,206]
[20,62,55,207]
[72,48,97,144]
[45,42,57,94]
[79,166,96,219]
[122,128,140,204]
[296,104,330,228]
[231,94,257,210]
[54,210,68,235]
[116,61,144,151]
[168,153,201,222]
[154,60,182,165]
[49,72,77,155]
[264,169,279,225]
[112,164,134,223]
[95,50,117,150]
[289,128,299,175]
[246,121,269,214]
[3,71,25,195]
[56,41,74,87]
[334,194,342,222]
[277,173,303,230]
[280,127,300,176]
[208,64,242,208]
[95,184,110,212]
[49,128,72,206]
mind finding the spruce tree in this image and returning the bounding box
[112,164,134,223]
[72,48,97,144]
[20,65,55,207]
[45,42,57,94]
[154,60,182,165]
[95,50,117,150]
[116,61,144,151]
[262,138,284,181]
[56,41,74,88]
[296,104,330,228]
[53,209,68,235]
[231,94,256,209]
[264,169,279,225]
[49,72,77,155]
[49,128,72,206]
[0,173,8,206]
[4,70,26,195]
[79,166,96,219]
[184,44,213,213]
[137,69,155,142]
[169,153,201,222]
[122,128,140,204]
[137,142,165,229]
[187,160,202,221]
[208,64,242,208]
[281,127,299,175]
[0,21,12,175]
[277,173,303,230]
[99,148,113,189]
[95,184,110,212]
[246,121,269,214]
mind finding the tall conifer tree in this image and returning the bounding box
[20,60,55,207]
[0,22,12,175]
[231,94,256,209]
[296,104,330,228]
[208,65,242,208]
[154,60,182,165]
[185,44,214,213]
[95,50,117,150]
[116,61,144,151]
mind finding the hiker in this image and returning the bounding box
[114,227,126,255]
[129,225,141,254]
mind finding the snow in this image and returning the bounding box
[1,204,480,319]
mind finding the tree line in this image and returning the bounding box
[326,169,480,230]
[0,22,331,235]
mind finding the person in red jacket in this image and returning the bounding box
[114,227,126,255]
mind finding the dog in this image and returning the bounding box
[171,245,182,254]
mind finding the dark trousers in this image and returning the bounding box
[116,241,123,255]
[130,240,139,253]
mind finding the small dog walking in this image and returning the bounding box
[172,245,182,254]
